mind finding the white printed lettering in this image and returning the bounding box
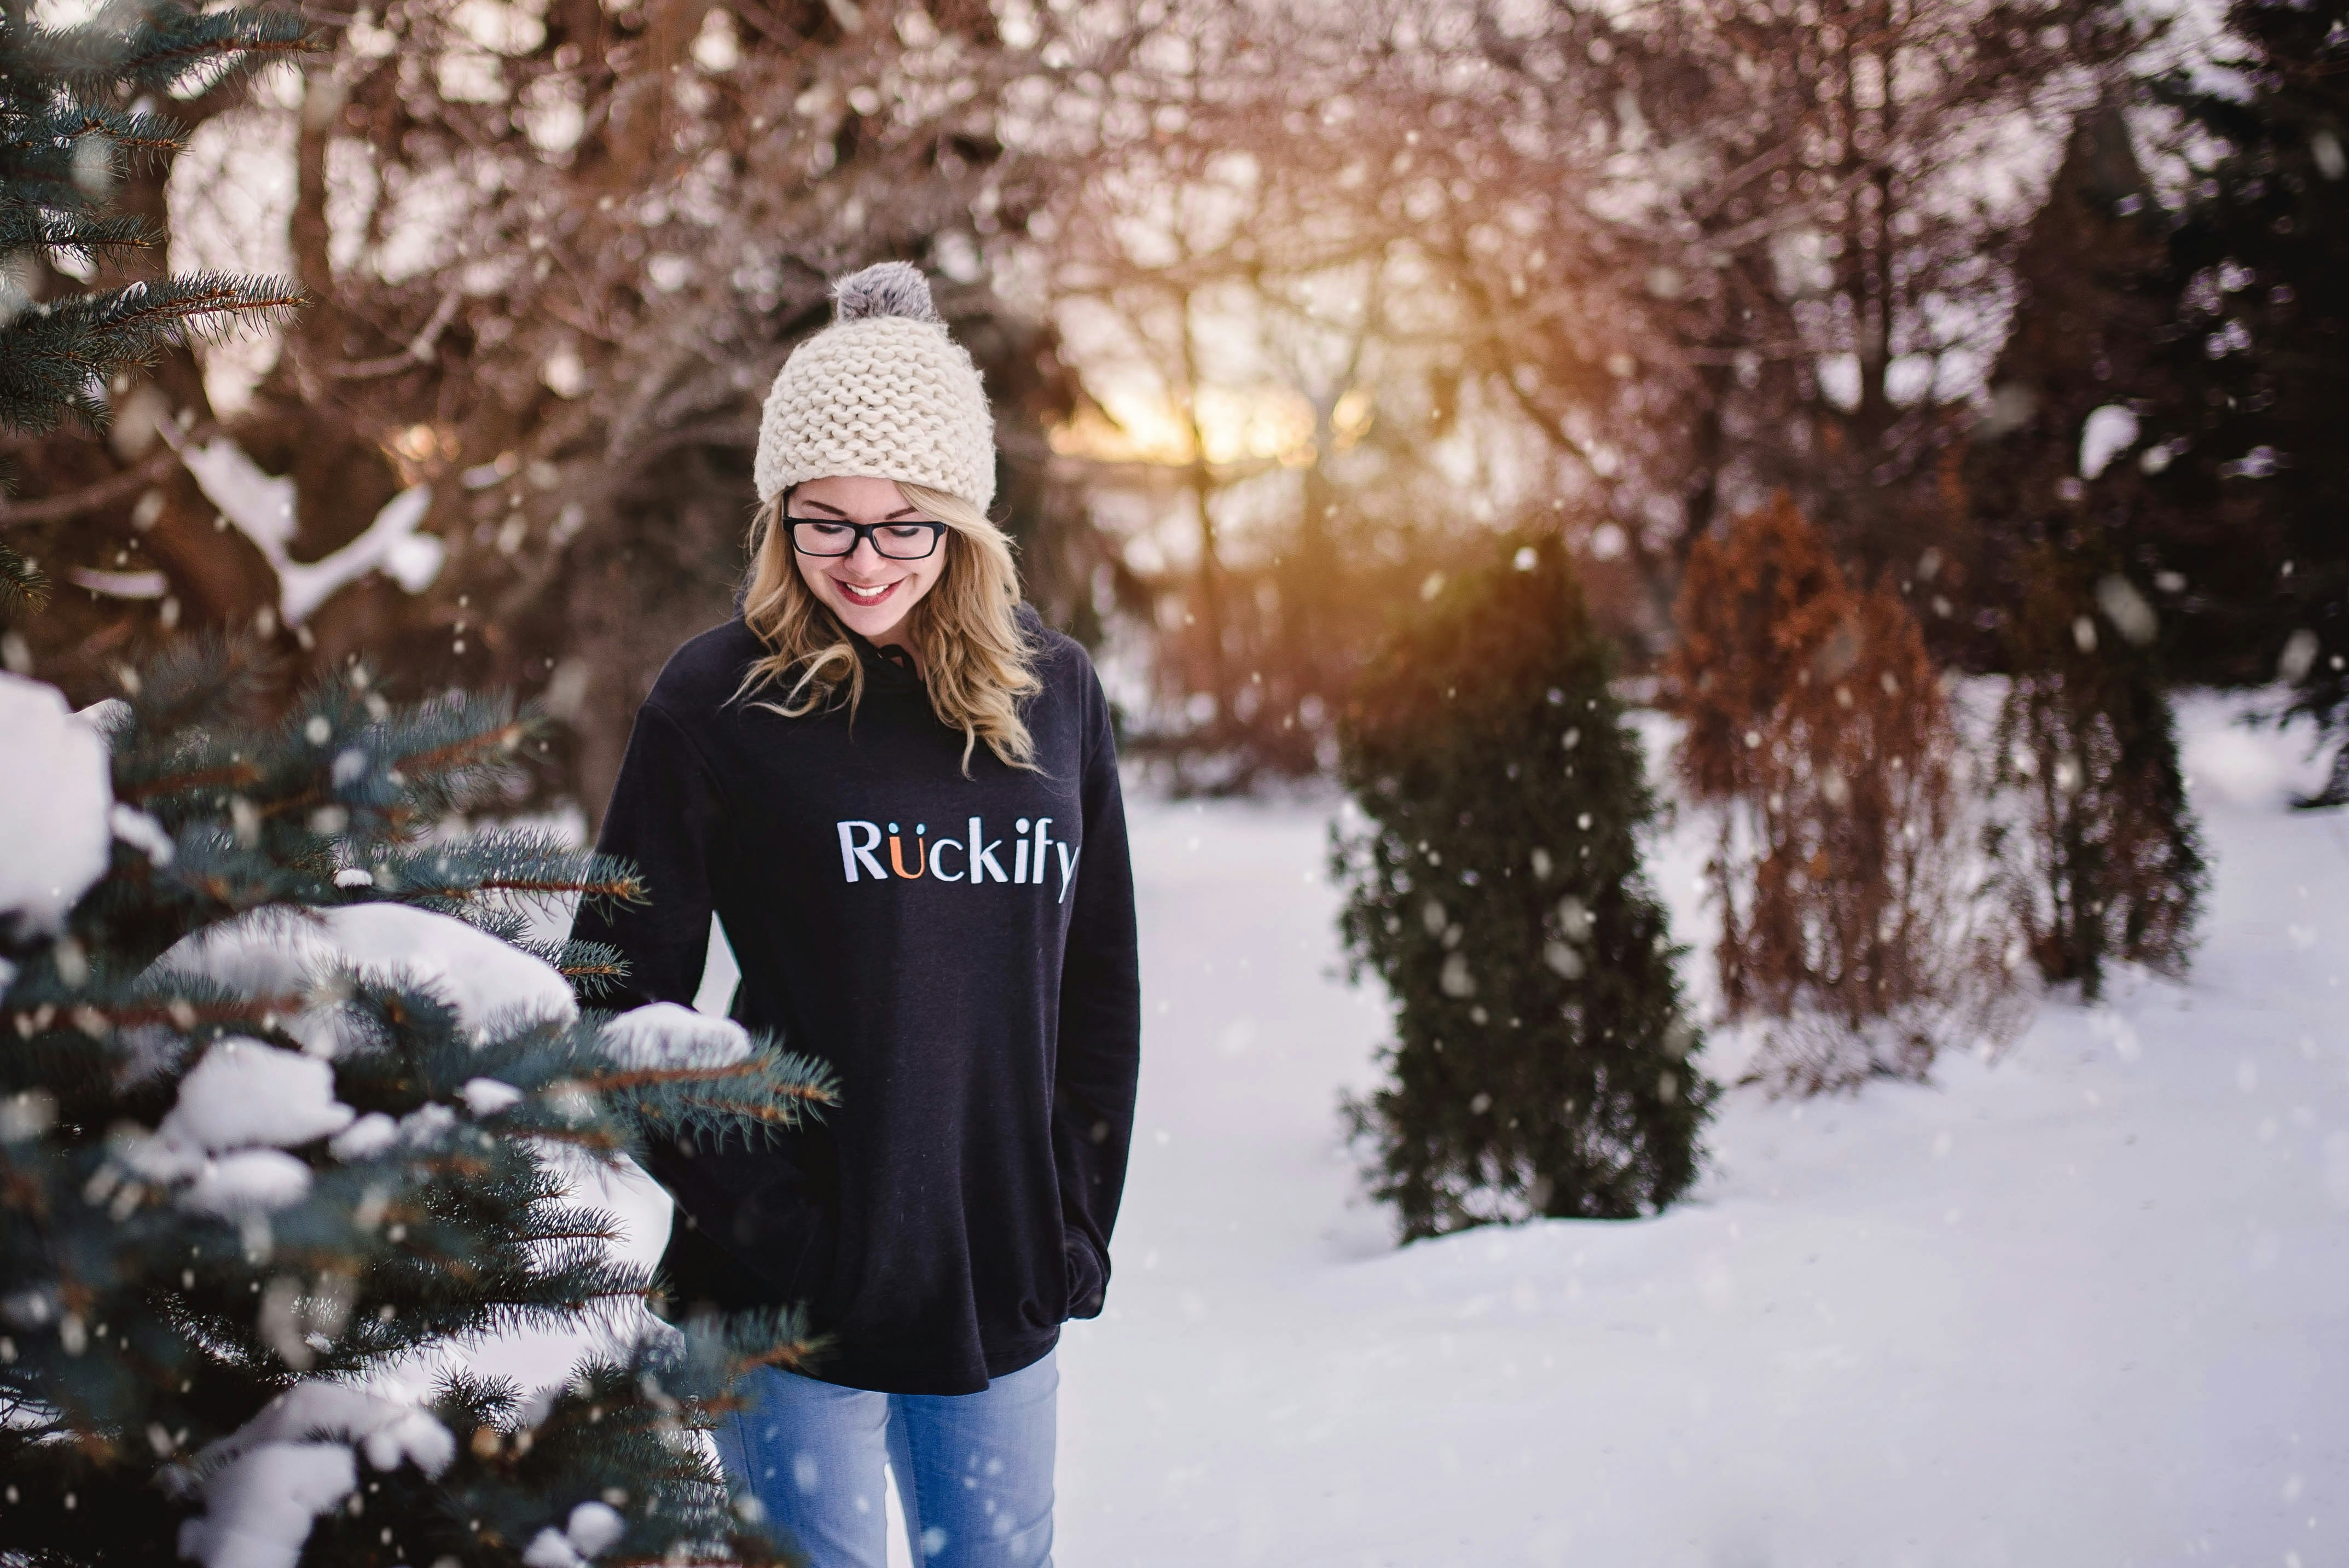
[1055,840,1081,904]
[968,816,1009,883]
[838,820,886,882]
[1031,817,1054,885]
[931,835,964,882]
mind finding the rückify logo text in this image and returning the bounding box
[837,816,1080,903]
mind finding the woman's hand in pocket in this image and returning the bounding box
[1063,1231,1107,1320]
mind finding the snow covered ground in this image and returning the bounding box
[1049,694,2349,1568]
[524,694,2347,1566]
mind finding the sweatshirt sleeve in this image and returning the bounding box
[1051,659,1142,1319]
[567,700,721,1013]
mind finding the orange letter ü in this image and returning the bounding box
[889,823,926,879]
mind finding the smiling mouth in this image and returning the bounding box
[837,579,902,607]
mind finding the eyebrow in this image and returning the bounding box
[794,499,928,520]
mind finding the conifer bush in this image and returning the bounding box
[1987,542,2206,1001]
[1941,103,2210,1002]
[0,643,834,1567]
[1664,496,2023,1093]
[2139,0,2349,790]
[1333,531,1712,1239]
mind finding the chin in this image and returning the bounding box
[839,607,910,640]
[826,582,917,636]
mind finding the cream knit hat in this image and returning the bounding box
[752,262,997,512]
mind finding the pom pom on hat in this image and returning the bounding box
[752,262,995,509]
[831,260,943,326]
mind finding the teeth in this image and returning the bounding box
[842,582,895,602]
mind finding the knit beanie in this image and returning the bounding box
[752,262,997,512]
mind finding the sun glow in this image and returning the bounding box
[1051,382,1373,468]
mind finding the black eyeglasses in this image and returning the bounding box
[783,516,948,560]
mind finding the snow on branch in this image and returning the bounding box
[0,672,114,934]
[119,1036,356,1198]
[172,1381,455,1568]
[166,428,444,625]
[598,1001,753,1070]
[153,902,580,1054]
[2079,403,2139,480]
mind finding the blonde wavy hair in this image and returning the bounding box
[733,480,1042,774]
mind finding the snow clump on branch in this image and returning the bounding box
[598,1000,753,1070]
[172,1381,456,1568]
[152,902,579,1054]
[0,672,114,935]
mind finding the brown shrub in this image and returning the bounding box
[1664,496,2025,1092]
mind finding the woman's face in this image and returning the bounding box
[786,475,949,644]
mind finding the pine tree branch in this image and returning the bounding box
[0,208,161,263]
[0,275,309,437]
[114,759,262,803]
[392,719,532,780]
[0,539,48,610]
[0,995,296,1031]
[31,5,316,98]
[66,272,312,346]
[590,1060,833,1100]
[49,106,188,162]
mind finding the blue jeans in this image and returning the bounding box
[714,1350,1058,1568]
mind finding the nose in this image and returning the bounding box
[841,535,889,572]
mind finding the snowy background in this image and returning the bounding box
[553,692,2347,1567]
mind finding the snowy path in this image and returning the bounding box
[1054,699,2349,1568]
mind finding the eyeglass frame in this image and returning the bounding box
[780,513,949,561]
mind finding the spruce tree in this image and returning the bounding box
[1954,107,2176,666]
[2137,0,2349,798]
[0,643,833,1566]
[1333,530,1711,1239]
[0,0,308,607]
[1950,107,2209,1000]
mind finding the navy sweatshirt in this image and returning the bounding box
[570,608,1141,1395]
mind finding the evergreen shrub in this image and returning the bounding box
[0,643,832,1566]
[1941,106,2209,1001]
[2143,0,2349,794]
[1333,530,1712,1239]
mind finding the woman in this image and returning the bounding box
[570,262,1141,1568]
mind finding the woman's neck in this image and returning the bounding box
[832,606,924,681]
